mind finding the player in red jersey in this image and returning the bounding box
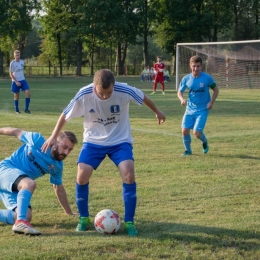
[151,56,165,95]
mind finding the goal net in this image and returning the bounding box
[176,40,260,89]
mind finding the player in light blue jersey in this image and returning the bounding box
[9,50,31,114]
[0,127,78,235]
[177,55,219,156]
[42,69,166,236]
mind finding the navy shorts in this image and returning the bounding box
[11,80,30,93]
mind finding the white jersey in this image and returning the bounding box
[9,59,25,81]
[63,82,144,146]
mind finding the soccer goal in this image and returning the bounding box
[176,40,260,89]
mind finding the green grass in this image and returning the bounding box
[0,77,260,259]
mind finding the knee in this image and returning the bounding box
[19,179,37,193]
[122,172,135,184]
[182,129,190,136]
[193,131,201,138]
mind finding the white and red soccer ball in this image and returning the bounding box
[94,209,120,234]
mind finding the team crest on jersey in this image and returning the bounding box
[110,105,120,113]
[200,83,204,88]
[48,164,56,170]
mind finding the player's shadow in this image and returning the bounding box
[136,221,260,250]
[217,154,260,160]
[37,220,260,252]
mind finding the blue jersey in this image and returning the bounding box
[179,72,216,113]
[0,132,63,185]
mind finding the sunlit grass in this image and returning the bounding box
[0,77,260,259]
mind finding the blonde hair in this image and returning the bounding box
[190,55,202,65]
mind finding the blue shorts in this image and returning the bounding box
[11,80,30,93]
[182,110,209,132]
[78,142,134,170]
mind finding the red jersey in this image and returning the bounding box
[154,62,165,75]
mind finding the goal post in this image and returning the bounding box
[176,40,260,90]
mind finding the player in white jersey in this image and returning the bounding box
[9,50,31,114]
[177,55,219,156]
[0,128,78,235]
[42,69,166,236]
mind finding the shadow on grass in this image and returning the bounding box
[35,221,260,251]
[218,154,260,160]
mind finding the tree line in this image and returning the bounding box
[0,0,259,76]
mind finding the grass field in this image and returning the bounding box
[0,76,260,259]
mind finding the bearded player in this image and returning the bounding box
[151,56,165,95]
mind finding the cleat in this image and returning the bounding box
[24,110,31,114]
[181,151,192,156]
[76,216,91,232]
[16,111,21,114]
[151,91,156,95]
[12,220,41,235]
[202,141,209,154]
[162,91,165,95]
[124,221,138,237]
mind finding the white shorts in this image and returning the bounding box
[0,162,27,192]
[0,190,18,210]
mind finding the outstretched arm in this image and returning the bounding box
[0,127,24,139]
[142,94,166,124]
[53,184,78,215]
[41,113,67,152]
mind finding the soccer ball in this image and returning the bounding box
[94,209,120,234]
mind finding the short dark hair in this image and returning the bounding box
[94,69,115,89]
[58,131,78,145]
[190,55,202,65]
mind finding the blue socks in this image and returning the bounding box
[182,134,192,152]
[25,97,30,111]
[76,182,89,217]
[75,182,137,222]
[123,182,137,222]
[199,132,207,144]
[14,100,19,112]
[17,189,32,220]
[0,210,15,225]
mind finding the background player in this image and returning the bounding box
[177,55,219,156]
[151,56,165,94]
[9,50,31,114]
